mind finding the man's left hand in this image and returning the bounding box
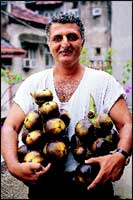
[85,153,126,190]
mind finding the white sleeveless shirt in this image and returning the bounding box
[13,67,126,171]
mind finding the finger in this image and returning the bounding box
[32,163,51,175]
[41,163,51,173]
[87,170,103,190]
[85,157,100,164]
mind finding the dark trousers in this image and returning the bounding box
[28,171,114,200]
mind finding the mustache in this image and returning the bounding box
[59,47,73,53]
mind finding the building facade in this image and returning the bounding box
[111,1,132,110]
[1,1,112,119]
[111,2,132,199]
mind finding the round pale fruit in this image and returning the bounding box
[17,144,28,163]
[21,127,29,144]
[91,137,112,156]
[105,128,119,150]
[39,101,60,120]
[45,118,66,138]
[31,89,53,106]
[71,134,93,163]
[24,150,45,164]
[70,134,84,150]
[24,110,41,130]
[73,146,87,163]
[98,113,113,134]
[75,119,95,144]
[25,130,43,148]
[31,155,45,164]
[74,163,100,188]
[43,141,68,162]
[59,109,71,127]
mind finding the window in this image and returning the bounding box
[89,60,94,68]
[2,58,12,68]
[72,2,78,8]
[92,8,102,17]
[22,42,37,69]
[27,49,36,59]
[95,47,101,56]
[68,9,79,17]
[44,45,54,67]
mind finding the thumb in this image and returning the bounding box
[41,163,51,172]
[30,162,51,174]
[35,163,51,175]
[29,162,42,171]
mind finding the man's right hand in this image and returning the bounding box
[9,162,51,184]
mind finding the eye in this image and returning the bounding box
[67,33,78,41]
[53,35,62,42]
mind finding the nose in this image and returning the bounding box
[61,36,70,47]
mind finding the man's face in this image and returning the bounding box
[48,23,84,66]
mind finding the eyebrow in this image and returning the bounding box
[52,32,79,38]
[51,28,80,36]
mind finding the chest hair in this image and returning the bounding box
[54,79,80,102]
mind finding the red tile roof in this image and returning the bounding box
[1,38,26,58]
[12,5,49,25]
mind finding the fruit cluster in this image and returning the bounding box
[18,89,71,167]
[70,94,119,188]
[17,91,119,189]
[71,116,118,163]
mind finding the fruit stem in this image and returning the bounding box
[88,94,97,119]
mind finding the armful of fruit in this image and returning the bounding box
[17,89,71,183]
[72,94,132,190]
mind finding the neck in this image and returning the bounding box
[53,63,85,81]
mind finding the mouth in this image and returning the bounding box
[59,49,73,56]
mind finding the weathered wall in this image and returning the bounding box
[111,1,132,199]
[111,1,132,109]
[79,1,111,60]
[113,157,132,199]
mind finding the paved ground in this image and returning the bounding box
[1,161,28,199]
[1,161,131,200]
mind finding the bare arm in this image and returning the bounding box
[1,103,25,169]
[109,96,132,154]
[85,96,132,190]
[1,102,51,183]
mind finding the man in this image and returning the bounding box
[1,13,132,200]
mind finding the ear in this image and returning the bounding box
[47,38,52,53]
[47,37,50,47]
[82,39,85,47]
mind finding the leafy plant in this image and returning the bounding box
[121,59,132,94]
[121,59,132,85]
[1,68,24,107]
[1,68,23,84]
[80,47,132,95]
[80,47,90,66]
[103,48,117,75]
